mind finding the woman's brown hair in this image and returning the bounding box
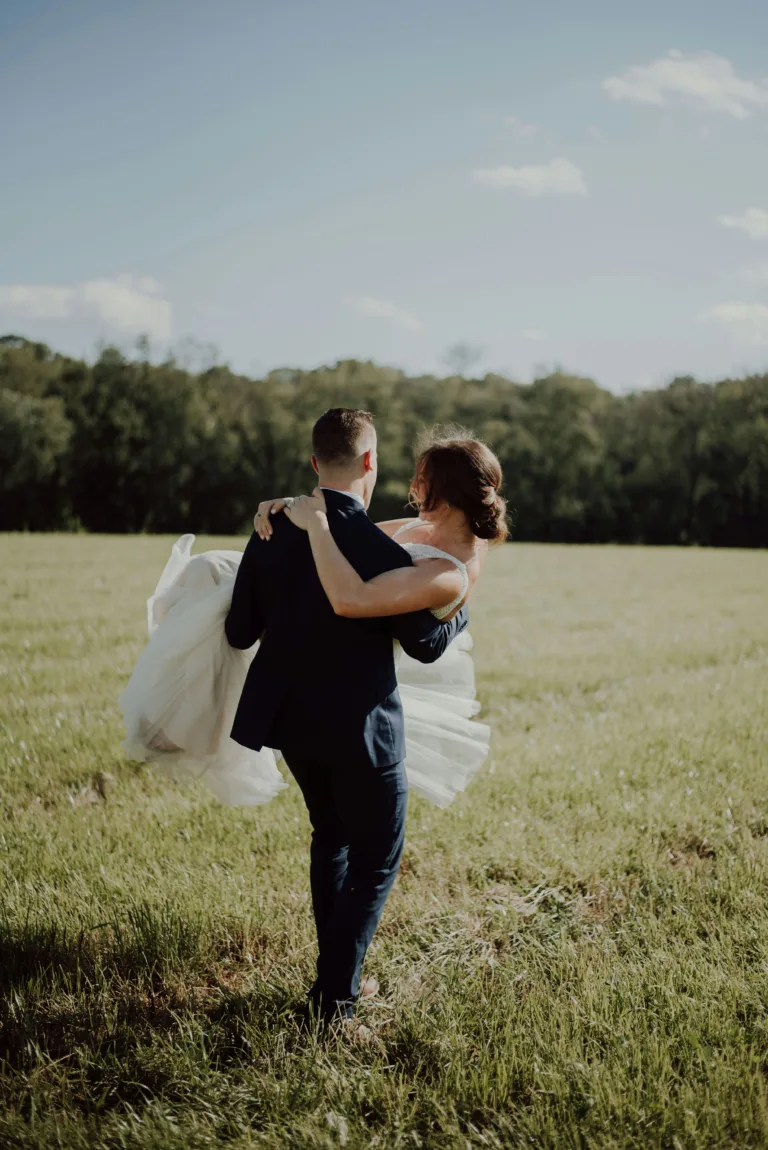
[410,427,508,543]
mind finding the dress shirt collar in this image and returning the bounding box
[320,486,365,507]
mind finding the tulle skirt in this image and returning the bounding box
[119,535,489,808]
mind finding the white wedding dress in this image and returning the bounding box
[119,524,490,808]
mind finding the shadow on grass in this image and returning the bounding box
[0,901,288,991]
[0,907,303,1116]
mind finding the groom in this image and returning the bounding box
[225,408,468,1023]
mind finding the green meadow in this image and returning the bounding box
[1,534,767,1149]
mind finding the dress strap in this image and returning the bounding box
[405,543,468,579]
[393,519,422,540]
[402,542,470,619]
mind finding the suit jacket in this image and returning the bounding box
[225,489,469,767]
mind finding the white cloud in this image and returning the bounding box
[0,285,73,319]
[132,276,164,296]
[352,296,423,333]
[699,301,768,344]
[79,278,171,337]
[471,158,587,197]
[0,274,171,339]
[718,208,768,240]
[505,116,540,137]
[742,262,768,282]
[518,328,547,341]
[603,50,768,119]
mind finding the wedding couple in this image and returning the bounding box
[120,408,507,1025]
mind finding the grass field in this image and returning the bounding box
[1,535,768,1149]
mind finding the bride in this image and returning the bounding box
[120,429,507,808]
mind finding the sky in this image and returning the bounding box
[2,0,768,391]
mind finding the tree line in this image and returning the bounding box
[1,334,767,546]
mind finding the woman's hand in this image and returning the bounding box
[254,498,293,540]
[284,488,328,532]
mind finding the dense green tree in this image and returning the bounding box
[0,334,766,545]
[699,374,768,547]
[0,387,72,529]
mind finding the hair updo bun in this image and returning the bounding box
[410,428,509,543]
[473,485,508,542]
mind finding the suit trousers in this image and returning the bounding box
[280,743,408,1019]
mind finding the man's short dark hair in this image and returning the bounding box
[312,408,375,465]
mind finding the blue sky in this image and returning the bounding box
[2,0,768,390]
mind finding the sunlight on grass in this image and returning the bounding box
[1,535,767,1148]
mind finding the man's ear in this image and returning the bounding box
[363,448,375,474]
[311,455,319,475]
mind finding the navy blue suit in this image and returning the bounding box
[226,490,468,1017]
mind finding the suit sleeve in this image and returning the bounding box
[225,531,268,650]
[392,604,469,664]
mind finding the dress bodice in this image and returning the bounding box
[393,522,469,620]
